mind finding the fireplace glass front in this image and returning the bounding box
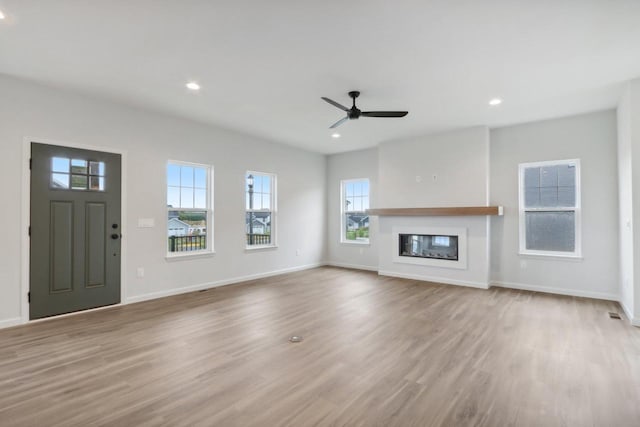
[398,234,459,261]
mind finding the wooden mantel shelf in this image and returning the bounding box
[366,206,504,217]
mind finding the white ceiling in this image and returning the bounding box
[1,1,639,154]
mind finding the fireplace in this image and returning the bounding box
[399,234,459,261]
[392,226,467,270]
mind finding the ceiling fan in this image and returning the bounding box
[321,91,408,129]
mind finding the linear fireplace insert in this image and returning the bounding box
[398,233,459,261]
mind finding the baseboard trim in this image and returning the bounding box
[327,262,378,272]
[126,262,324,304]
[491,280,619,302]
[0,317,22,330]
[378,270,489,289]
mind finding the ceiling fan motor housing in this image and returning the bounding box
[348,108,361,120]
[348,91,361,119]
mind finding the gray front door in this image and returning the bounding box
[30,143,122,319]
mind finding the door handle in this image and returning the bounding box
[111,233,120,240]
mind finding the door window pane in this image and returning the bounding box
[89,161,105,176]
[89,176,105,191]
[71,174,88,190]
[52,173,69,189]
[52,157,70,173]
[71,159,88,174]
[50,157,105,191]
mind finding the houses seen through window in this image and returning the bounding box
[246,172,276,247]
[341,179,370,244]
[167,162,212,255]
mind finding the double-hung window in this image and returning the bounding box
[341,178,370,244]
[519,159,581,257]
[246,171,276,248]
[167,161,213,256]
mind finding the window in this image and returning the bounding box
[167,161,212,255]
[519,159,580,257]
[51,157,105,191]
[341,178,370,244]
[246,171,276,248]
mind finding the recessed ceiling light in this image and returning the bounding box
[0,9,6,20]
[489,98,503,106]
[331,133,341,139]
[186,82,200,91]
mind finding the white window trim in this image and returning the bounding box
[518,159,581,258]
[340,178,370,245]
[245,170,277,250]
[166,160,214,259]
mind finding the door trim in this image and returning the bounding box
[21,137,128,324]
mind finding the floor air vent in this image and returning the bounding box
[609,312,622,319]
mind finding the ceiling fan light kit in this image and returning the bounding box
[321,91,408,128]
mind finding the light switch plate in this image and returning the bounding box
[138,218,155,228]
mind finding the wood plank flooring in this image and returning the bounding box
[1,267,639,426]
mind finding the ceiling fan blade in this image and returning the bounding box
[322,97,349,112]
[361,111,409,118]
[330,116,349,128]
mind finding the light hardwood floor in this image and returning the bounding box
[1,267,639,426]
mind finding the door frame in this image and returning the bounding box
[20,137,128,324]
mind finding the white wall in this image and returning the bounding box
[617,83,635,318]
[326,148,378,270]
[0,74,327,327]
[378,127,489,208]
[376,127,491,287]
[490,110,619,300]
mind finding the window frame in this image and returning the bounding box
[340,178,371,245]
[245,170,277,250]
[166,160,214,259]
[518,159,581,258]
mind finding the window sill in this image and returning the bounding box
[165,251,215,261]
[518,252,583,261]
[340,240,370,246]
[245,245,278,252]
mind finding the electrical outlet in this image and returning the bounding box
[415,175,422,183]
[359,248,364,255]
[137,267,145,278]
[519,260,527,269]
[296,249,300,256]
